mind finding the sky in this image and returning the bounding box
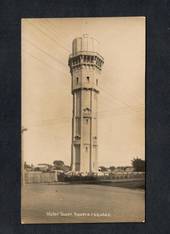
[22,17,145,167]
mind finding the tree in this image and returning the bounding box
[53,160,65,170]
[99,166,107,172]
[63,165,71,172]
[132,158,145,172]
[24,161,31,169]
[109,166,115,172]
[34,167,40,171]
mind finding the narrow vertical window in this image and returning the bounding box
[86,119,88,124]
[86,146,88,152]
[96,79,98,86]
[76,77,79,84]
[87,76,89,82]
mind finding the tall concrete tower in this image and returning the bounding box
[68,34,104,173]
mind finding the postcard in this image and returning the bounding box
[21,17,145,223]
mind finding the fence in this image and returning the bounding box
[24,171,145,184]
[98,172,145,180]
[25,171,57,184]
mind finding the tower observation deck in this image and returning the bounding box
[68,34,104,173]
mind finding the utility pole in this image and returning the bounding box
[21,127,27,186]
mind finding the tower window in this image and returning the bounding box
[96,79,98,86]
[76,77,79,84]
[86,146,88,152]
[87,76,90,82]
[86,119,88,124]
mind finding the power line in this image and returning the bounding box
[98,85,144,113]
[25,20,144,112]
[23,52,143,116]
[39,20,71,52]
[23,49,69,78]
[46,19,70,38]
[23,107,144,129]
[100,92,143,111]
[27,21,70,53]
[103,83,144,107]
[23,37,68,70]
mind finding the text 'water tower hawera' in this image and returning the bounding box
[68,34,104,173]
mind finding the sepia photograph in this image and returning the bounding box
[21,17,145,223]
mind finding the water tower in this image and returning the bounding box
[68,34,104,173]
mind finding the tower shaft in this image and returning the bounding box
[68,35,104,173]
